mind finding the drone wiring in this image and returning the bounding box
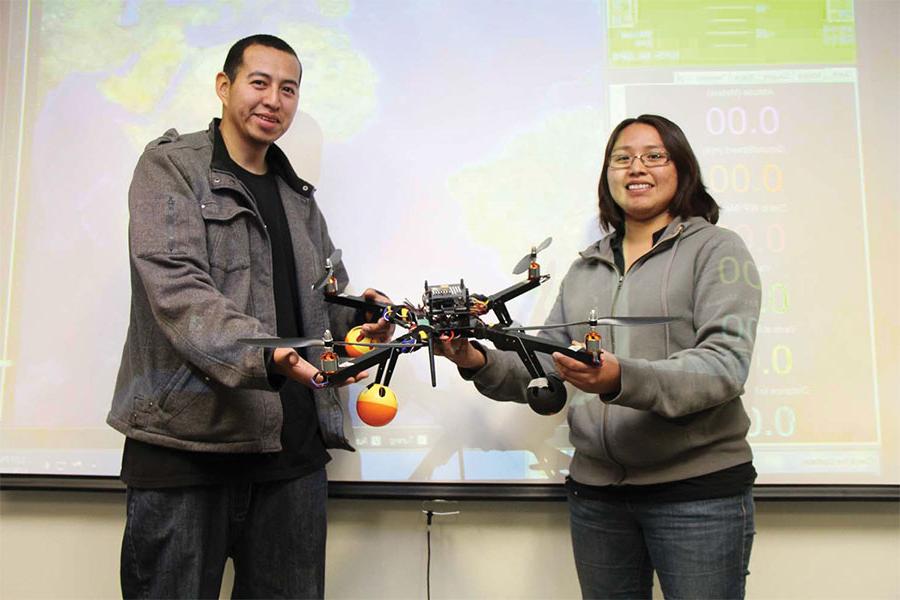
[468,296,490,316]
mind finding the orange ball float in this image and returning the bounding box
[344,325,375,358]
[356,383,398,427]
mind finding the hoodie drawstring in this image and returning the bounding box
[660,225,684,358]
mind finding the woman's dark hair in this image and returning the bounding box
[223,34,301,81]
[597,114,718,233]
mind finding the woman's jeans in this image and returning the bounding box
[569,487,755,599]
[121,469,327,599]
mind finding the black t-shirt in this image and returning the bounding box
[567,462,757,503]
[120,153,329,488]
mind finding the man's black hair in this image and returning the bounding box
[222,34,301,81]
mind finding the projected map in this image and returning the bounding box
[1,0,896,487]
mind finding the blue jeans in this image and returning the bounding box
[121,469,327,599]
[568,488,755,600]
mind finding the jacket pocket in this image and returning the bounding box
[201,196,254,273]
[157,363,205,420]
[151,364,266,443]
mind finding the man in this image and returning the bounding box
[107,34,390,598]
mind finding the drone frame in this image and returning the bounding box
[242,239,673,421]
[318,255,597,392]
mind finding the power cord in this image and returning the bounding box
[422,499,460,600]
[426,509,433,600]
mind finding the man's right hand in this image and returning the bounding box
[272,348,369,389]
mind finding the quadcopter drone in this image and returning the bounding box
[240,239,673,426]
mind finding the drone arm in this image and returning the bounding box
[325,345,393,386]
[324,293,388,314]
[483,328,595,367]
[477,327,545,379]
[491,301,513,328]
[381,348,406,386]
[469,327,573,416]
[485,277,546,327]
[487,276,548,309]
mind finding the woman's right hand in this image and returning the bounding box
[433,337,486,371]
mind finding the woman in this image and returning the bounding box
[440,114,761,599]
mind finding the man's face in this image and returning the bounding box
[217,44,301,149]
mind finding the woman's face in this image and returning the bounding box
[607,123,678,226]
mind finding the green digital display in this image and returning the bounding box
[607,0,856,67]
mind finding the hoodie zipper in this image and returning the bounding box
[595,224,684,484]
[609,269,625,353]
[604,266,627,483]
[609,224,683,349]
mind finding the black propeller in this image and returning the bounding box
[507,316,676,332]
[239,333,425,350]
[512,237,552,275]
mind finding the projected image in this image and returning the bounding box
[1,0,896,487]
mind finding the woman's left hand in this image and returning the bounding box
[552,350,622,396]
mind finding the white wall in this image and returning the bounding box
[1,491,898,599]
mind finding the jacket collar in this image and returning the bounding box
[579,215,709,262]
[207,118,315,199]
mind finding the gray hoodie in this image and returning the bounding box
[467,216,761,486]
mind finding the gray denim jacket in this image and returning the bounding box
[108,120,355,453]
[466,217,761,485]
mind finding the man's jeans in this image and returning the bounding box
[568,488,755,600]
[121,469,327,599]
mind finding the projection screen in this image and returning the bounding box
[1,0,897,494]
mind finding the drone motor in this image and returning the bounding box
[319,330,339,373]
[313,249,343,294]
[324,274,338,295]
[583,309,602,365]
[584,330,602,365]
